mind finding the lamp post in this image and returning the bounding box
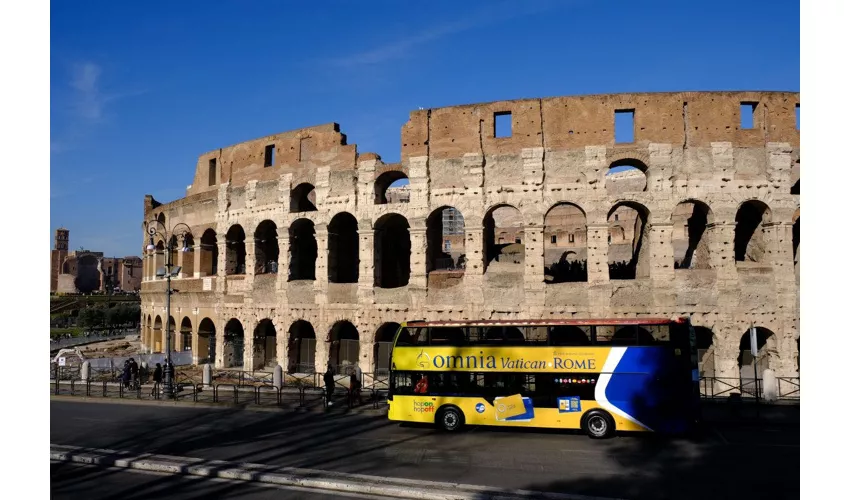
[145,220,192,399]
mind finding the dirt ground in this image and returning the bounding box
[73,336,143,359]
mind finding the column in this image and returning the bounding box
[276,234,290,292]
[313,223,329,295]
[191,326,200,365]
[245,237,256,288]
[463,224,485,305]
[216,242,227,293]
[214,321,225,368]
[180,237,195,278]
[649,222,674,282]
[275,316,289,374]
[706,222,737,281]
[523,227,545,306]
[711,326,742,394]
[242,319,256,371]
[585,223,610,284]
[357,223,375,302]
[408,219,427,289]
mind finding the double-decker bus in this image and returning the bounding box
[387,317,700,438]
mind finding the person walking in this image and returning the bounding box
[121,360,131,389]
[349,371,363,406]
[151,363,163,397]
[128,358,139,390]
[323,364,335,407]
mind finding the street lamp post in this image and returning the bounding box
[145,220,192,399]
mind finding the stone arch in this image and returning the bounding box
[672,199,713,270]
[693,326,716,377]
[153,316,163,353]
[328,212,359,283]
[253,319,277,370]
[289,219,317,280]
[792,209,800,270]
[254,220,279,275]
[180,317,193,352]
[791,159,800,195]
[374,213,410,288]
[484,204,524,273]
[290,183,317,212]
[328,321,360,374]
[608,201,651,280]
[223,318,245,368]
[288,320,316,373]
[734,200,772,263]
[375,171,409,204]
[200,229,218,276]
[544,202,587,283]
[427,206,465,274]
[605,158,648,194]
[374,322,399,375]
[225,225,246,275]
[549,325,591,346]
[157,212,166,227]
[168,235,179,271]
[738,327,779,393]
[197,317,216,365]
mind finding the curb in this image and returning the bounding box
[50,444,620,500]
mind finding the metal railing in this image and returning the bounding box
[698,376,800,401]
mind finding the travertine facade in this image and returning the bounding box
[139,91,801,385]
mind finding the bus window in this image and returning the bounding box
[395,327,425,346]
[429,327,466,346]
[596,325,657,346]
[549,326,591,346]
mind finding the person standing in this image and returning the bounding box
[151,363,163,397]
[323,364,335,407]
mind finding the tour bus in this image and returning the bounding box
[387,317,700,438]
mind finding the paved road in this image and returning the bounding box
[51,461,386,499]
[51,399,799,500]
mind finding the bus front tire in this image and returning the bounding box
[582,410,615,439]
[436,406,465,432]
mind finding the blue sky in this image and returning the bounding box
[50,0,800,258]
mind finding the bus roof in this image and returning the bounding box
[403,317,686,328]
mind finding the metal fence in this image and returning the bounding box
[698,376,800,401]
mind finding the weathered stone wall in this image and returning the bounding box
[140,91,801,383]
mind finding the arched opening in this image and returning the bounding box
[328,321,360,375]
[374,213,410,288]
[287,320,316,373]
[605,160,648,195]
[328,212,359,283]
[793,211,800,268]
[144,314,152,350]
[168,235,179,272]
[180,317,192,352]
[153,241,166,279]
[198,318,216,364]
[738,327,777,396]
[225,225,246,275]
[153,316,163,353]
[74,255,100,293]
[734,200,772,263]
[375,172,410,204]
[157,212,166,227]
[544,203,587,283]
[181,233,195,277]
[254,220,279,275]
[791,160,800,195]
[484,205,524,273]
[253,319,277,370]
[694,326,715,377]
[672,200,713,269]
[549,326,591,346]
[289,219,317,280]
[200,229,218,276]
[374,322,399,376]
[290,183,317,213]
[608,202,650,280]
[427,206,465,273]
[223,319,245,368]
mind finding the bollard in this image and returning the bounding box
[274,365,283,390]
[81,361,90,382]
[203,363,212,388]
[762,369,778,402]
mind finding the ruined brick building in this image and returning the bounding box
[51,228,143,294]
[139,91,800,387]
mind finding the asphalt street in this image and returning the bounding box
[51,461,390,500]
[51,399,799,500]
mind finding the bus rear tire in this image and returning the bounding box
[437,406,465,432]
[582,409,615,439]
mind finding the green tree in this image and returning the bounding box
[78,307,105,331]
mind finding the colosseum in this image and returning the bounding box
[139,91,800,389]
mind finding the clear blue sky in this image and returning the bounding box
[50,0,800,258]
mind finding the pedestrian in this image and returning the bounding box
[323,364,335,407]
[349,371,363,406]
[121,360,131,389]
[151,363,163,397]
[128,358,139,390]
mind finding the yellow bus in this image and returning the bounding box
[387,318,700,438]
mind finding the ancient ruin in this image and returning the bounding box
[139,91,800,386]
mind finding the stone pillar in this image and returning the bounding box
[176,242,186,279]
[245,237,256,289]
[216,242,227,293]
[649,222,674,282]
[707,222,737,279]
[463,224,485,305]
[523,227,545,306]
[214,322,226,368]
[408,218,428,289]
[586,223,609,284]
[358,223,375,302]
[191,326,200,365]
[180,239,195,279]
[194,244,204,278]
[711,326,742,394]
[276,234,290,291]
[314,335,330,373]
[313,223,329,297]
[765,222,795,281]
[242,319,256,371]
[276,318,289,374]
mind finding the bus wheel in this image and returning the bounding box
[437,406,465,432]
[582,410,615,439]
